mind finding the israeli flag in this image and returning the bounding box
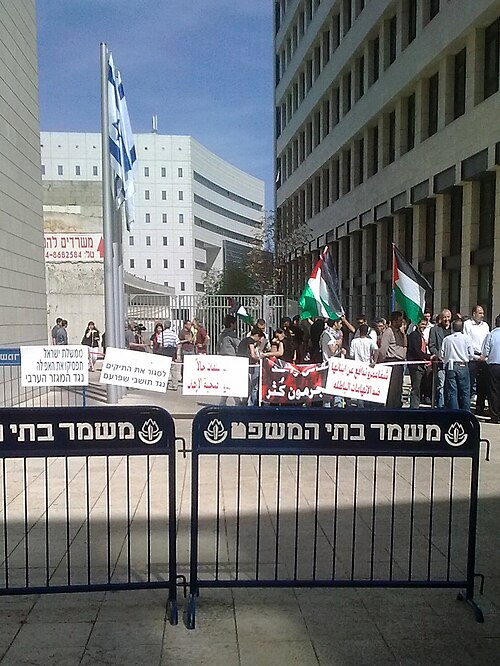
[108,54,137,230]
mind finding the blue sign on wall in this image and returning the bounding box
[0,348,21,366]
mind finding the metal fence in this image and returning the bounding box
[0,406,178,625]
[187,406,484,628]
[127,294,298,347]
[0,349,86,409]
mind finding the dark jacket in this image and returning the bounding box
[428,325,451,358]
[407,329,431,362]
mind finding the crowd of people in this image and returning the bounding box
[48,305,500,419]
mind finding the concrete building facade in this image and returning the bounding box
[0,0,47,348]
[41,132,265,296]
[274,0,500,320]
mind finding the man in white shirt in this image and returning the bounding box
[350,324,378,408]
[463,305,490,415]
[321,319,343,407]
[441,319,475,410]
[481,314,500,423]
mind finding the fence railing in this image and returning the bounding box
[187,406,484,628]
[0,405,179,625]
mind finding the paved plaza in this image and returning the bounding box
[0,382,499,665]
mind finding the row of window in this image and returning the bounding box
[141,212,185,224]
[129,235,185,247]
[277,15,500,229]
[144,190,184,201]
[41,165,186,179]
[276,0,442,140]
[41,164,99,177]
[129,258,188,269]
[143,166,183,178]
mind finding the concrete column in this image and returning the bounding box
[360,227,369,300]
[363,40,370,93]
[466,28,485,109]
[460,181,481,315]
[393,212,404,248]
[434,194,449,312]
[491,172,500,317]
[412,204,426,269]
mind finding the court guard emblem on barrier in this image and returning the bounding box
[204,419,227,445]
[444,422,468,447]
[138,419,163,445]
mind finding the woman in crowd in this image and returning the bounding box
[150,322,164,353]
[81,321,100,370]
[263,328,286,360]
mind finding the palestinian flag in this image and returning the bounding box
[229,299,254,326]
[299,246,343,321]
[392,244,432,324]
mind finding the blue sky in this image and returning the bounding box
[36,0,274,207]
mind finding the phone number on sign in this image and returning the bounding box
[45,250,96,260]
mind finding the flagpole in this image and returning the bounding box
[100,42,119,404]
[391,243,396,312]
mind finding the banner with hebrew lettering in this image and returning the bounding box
[100,347,172,392]
[21,346,89,386]
[261,358,328,405]
[324,357,392,404]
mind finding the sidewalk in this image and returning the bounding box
[0,384,498,665]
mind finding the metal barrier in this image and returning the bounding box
[0,348,86,408]
[187,406,484,628]
[0,405,178,624]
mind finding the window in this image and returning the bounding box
[454,48,466,119]
[145,213,151,223]
[343,72,352,114]
[405,93,415,152]
[180,259,185,268]
[146,259,152,269]
[41,164,45,175]
[343,0,352,35]
[162,213,168,223]
[388,15,397,66]
[424,201,436,261]
[145,190,150,200]
[93,166,98,176]
[342,148,351,194]
[75,165,81,176]
[161,190,167,200]
[484,18,500,100]
[178,167,183,177]
[146,236,151,246]
[129,236,135,246]
[407,0,417,44]
[179,236,184,246]
[178,191,184,201]
[357,55,364,99]
[356,138,364,184]
[163,259,168,268]
[387,110,396,164]
[179,213,184,224]
[371,37,380,84]
[144,166,149,177]
[428,72,439,137]
[129,259,135,269]
[161,167,166,177]
[57,165,63,175]
[180,282,185,292]
[429,0,440,20]
[162,236,168,245]
[370,125,379,175]
[479,176,496,249]
[449,187,463,256]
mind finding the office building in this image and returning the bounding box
[41,132,265,295]
[275,0,500,319]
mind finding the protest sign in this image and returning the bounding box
[182,355,249,397]
[324,357,392,404]
[261,358,328,405]
[100,347,172,392]
[21,346,89,386]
